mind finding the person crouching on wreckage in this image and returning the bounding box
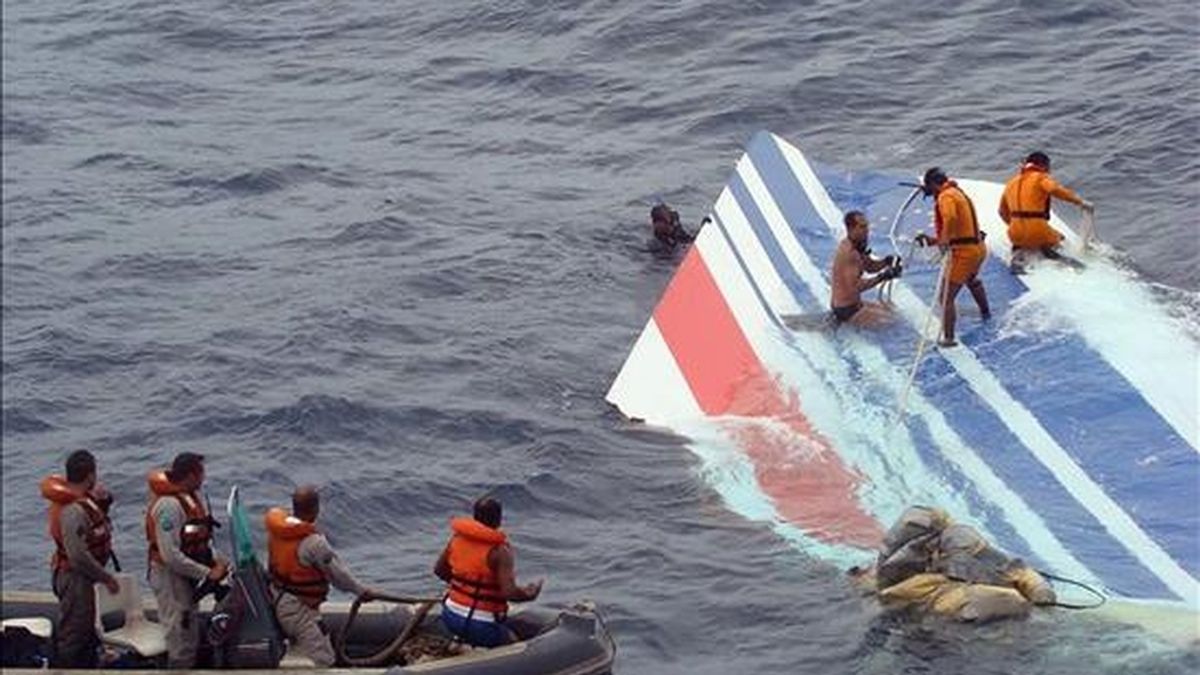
[848,506,1056,622]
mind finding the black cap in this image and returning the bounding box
[168,452,205,483]
[66,450,96,483]
[922,167,948,195]
[1024,151,1050,169]
[473,496,502,528]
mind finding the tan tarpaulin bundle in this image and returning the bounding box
[866,506,1056,622]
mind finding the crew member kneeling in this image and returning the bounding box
[434,497,543,647]
[999,151,1093,271]
[266,485,379,667]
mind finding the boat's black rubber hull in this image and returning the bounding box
[1,592,615,674]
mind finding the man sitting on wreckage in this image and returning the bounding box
[849,506,1056,622]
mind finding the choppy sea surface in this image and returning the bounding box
[3,1,1198,672]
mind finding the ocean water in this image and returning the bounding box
[3,1,1198,672]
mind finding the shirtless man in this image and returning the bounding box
[830,210,900,327]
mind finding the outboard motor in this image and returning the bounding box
[1,620,51,668]
[208,562,284,669]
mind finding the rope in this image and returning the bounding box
[895,250,950,422]
[335,594,438,667]
[1079,208,1096,252]
[887,185,925,255]
[364,592,443,604]
[876,184,926,311]
[1036,570,1107,610]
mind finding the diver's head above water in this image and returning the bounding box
[650,203,682,245]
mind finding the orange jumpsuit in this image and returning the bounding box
[1000,165,1081,250]
[934,182,987,285]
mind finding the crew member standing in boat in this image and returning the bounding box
[830,210,901,327]
[998,151,1094,272]
[915,168,992,347]
[41,450,120,668]
[146,452,228,668]
[266,485,380,667]
[434,497,543,647]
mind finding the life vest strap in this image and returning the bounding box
[274,582,328,598]
[948,237,980,246]
[51,497,113,572]
[449,579,507,603]
[449,573,500,590]
[1009,171,1052,221]
[271,575,327,590]
[269,567,329,604]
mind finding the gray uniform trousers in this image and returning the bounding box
[149,563,201,668]
[273,591,335,667]
[52,569,99,668]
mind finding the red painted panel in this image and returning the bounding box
[653,248,883,546]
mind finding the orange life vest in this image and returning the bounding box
[41,475,112,573]
[145,470,213,567]
[265,507,329,607]
[1003,164,1052,222]
[934,181,982,246]
[444,517,508,617]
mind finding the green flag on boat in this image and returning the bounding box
[226,486,258,567]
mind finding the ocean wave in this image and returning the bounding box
[3,327,192,379]
[328,216,414,245]
[72,151,169,172]
[4,0,1199,669]
[0,407,55,434]
[0,116,51,145]
[79,253,257,282]
[169,163,356,200]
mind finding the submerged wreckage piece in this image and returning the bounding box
[852,506,1060,623]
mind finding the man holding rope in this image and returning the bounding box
[914,168,991,347]
[830,210,902,327]
[265,486,382,666]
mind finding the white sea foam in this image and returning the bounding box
[961,179,1200,451]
